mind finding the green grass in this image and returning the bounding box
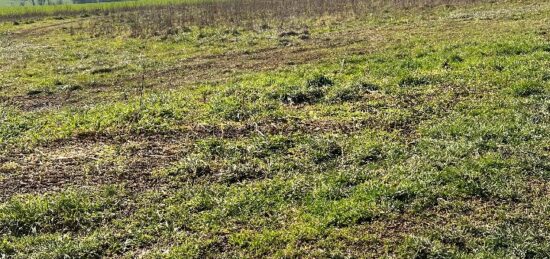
[0,0,549,257]
[0,0,216,18]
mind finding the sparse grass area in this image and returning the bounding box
[0,0,549,257]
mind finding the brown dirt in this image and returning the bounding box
[0,134,182,201]
[335,190,550,257]
[7,19,84,39]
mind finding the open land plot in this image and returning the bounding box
[0,0,549,257]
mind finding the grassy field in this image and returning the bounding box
[0,0,549,257]
[0,0,217,19]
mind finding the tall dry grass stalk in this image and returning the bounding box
[86,0,483,38]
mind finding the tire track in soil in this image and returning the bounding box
[5,26,388,112]
[0,84,473,202]
[0,23,472,200]
[0,117,381,201]
[7,18,84,39]
[0,24,393,200]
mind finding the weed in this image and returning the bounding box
[327,81,379,103]
[398,75,432,87]
[269,85,325,105]
[307,75,334,88]
[0,188,122,236]
[510,81,544,97]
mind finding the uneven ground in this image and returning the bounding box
[0,0,549,257]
